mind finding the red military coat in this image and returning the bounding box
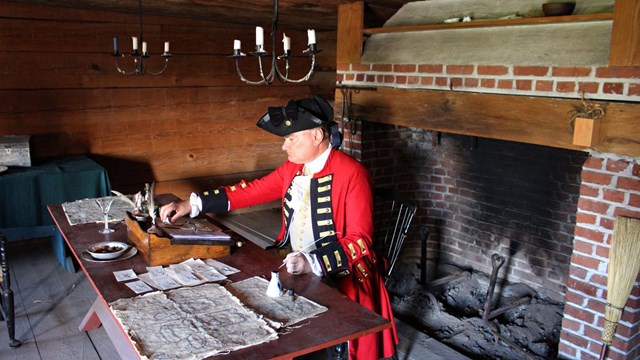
[199,148,398,359]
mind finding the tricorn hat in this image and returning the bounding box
[257,95,335,137]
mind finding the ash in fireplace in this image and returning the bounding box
[387,261,564,360]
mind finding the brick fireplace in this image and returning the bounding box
[336,63,640,359]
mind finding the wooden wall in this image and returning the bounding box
[0,1,337,199]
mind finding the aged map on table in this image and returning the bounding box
[110,277,328,359]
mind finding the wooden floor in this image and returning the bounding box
[0,235,469,360]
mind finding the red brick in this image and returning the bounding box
[446,65,474,75]
[435,77,448,86]
[606,159,631,173]
[578,82,600,94]
[580,184,600,197]
[366,74,376,82]
[630,193,640,208]
[497,79,513,89]
[603,189,626,203]
[345,74,355,81]
[565,303,596,324]
[383,75,394,83]
[557,81,576,92]
[477,65,508,75]
[567,277,600,297]
[576,212,597,225]
[582,170,613,186]
[536,80,553,91]
[396,75,407,84]
[598,217,614,231]
[372,64,392,72]
[418,64,443,74]
[407,76,419,85]
[560,330,590,348]
[603,82,624,94]
[582,324,603,342]
[596,66,640,79]
[589,273,607,287]
[586,299,606,314]
[558,340,577,357]
[450,77,463,87]
[480,78,495,88]
[420,76,434,86]
[584,157,604,170]
[573,239,594,255]
[574,225,606,243]
[336,74,344,83]
[617,177,640,192]
[569,265,588,280]
[464,78,478,87]
[514,66,549,76]
[571,252,604,272]
[629,83,640,96]
[633,163,640,177]
[515,79,532,90]
[355,73,365,82]
[578,198,611,216]
[393,64,416,73]
[336,63,350,71]
[561,318,582,332]
[553,66,593,77]
[612,207,640,220]
[376,75,384,82]
[351,63,370,72]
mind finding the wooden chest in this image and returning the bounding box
[124,213,231,266]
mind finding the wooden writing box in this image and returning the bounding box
[124,212,231,266]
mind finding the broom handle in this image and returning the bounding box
[599,344,608,360]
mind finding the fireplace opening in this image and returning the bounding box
[361,122,590,359]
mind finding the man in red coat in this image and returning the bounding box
[160,96,398,359]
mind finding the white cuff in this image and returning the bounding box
[301,251,323,276]
[189,192,202,218]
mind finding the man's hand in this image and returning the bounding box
[284,252,312,275]
[159,199,191,224]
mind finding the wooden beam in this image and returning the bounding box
[336,1,363,65]
[337,87,640,157]
[610,0,640,66]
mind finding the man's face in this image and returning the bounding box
[281,128,324,164]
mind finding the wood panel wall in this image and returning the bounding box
[0,1,337,199]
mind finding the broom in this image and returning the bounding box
[599,217,640,360]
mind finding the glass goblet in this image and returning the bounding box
[96,197,115,234]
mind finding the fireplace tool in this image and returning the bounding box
[598,217,640,360]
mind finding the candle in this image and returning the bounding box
[234,39,241,50]
[142,41,148,54]
[113,37,119,53]
[282,34,290,52]
[132,36,138,50]
[307,29,316,45]
[164,41,170,53]
[256,26,264,46]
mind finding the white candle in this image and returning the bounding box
[282,34,290,52]
[307,29,316,45]
[142,41,148,54]
[132,36,138,50]
[256,26,264,46]
[164,41,170,53]
[234,39,241,50]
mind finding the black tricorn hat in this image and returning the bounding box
[256,95,334,137]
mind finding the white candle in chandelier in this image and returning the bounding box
[113,37,119,53]
[307,29,316,45]
[256,26,264,46]
[132,36,138,50]
[164,42,170,53]
[282,34,290,52]
[234,39,241,50]
[142,41,148,54]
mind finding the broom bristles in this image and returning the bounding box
[602,217,640,344]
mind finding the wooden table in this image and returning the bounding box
[47,201,391,360]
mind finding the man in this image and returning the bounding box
[160,95,398,359]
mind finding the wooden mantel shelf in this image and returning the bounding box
[363,13,614,35]
[335,87,640,158]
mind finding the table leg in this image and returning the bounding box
[79,297,140,359]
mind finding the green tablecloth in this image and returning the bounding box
[0,155,111,230]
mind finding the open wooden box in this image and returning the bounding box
[124,212,231,266]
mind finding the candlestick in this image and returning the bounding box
[307,29,316,45]
[256,26,264,47]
